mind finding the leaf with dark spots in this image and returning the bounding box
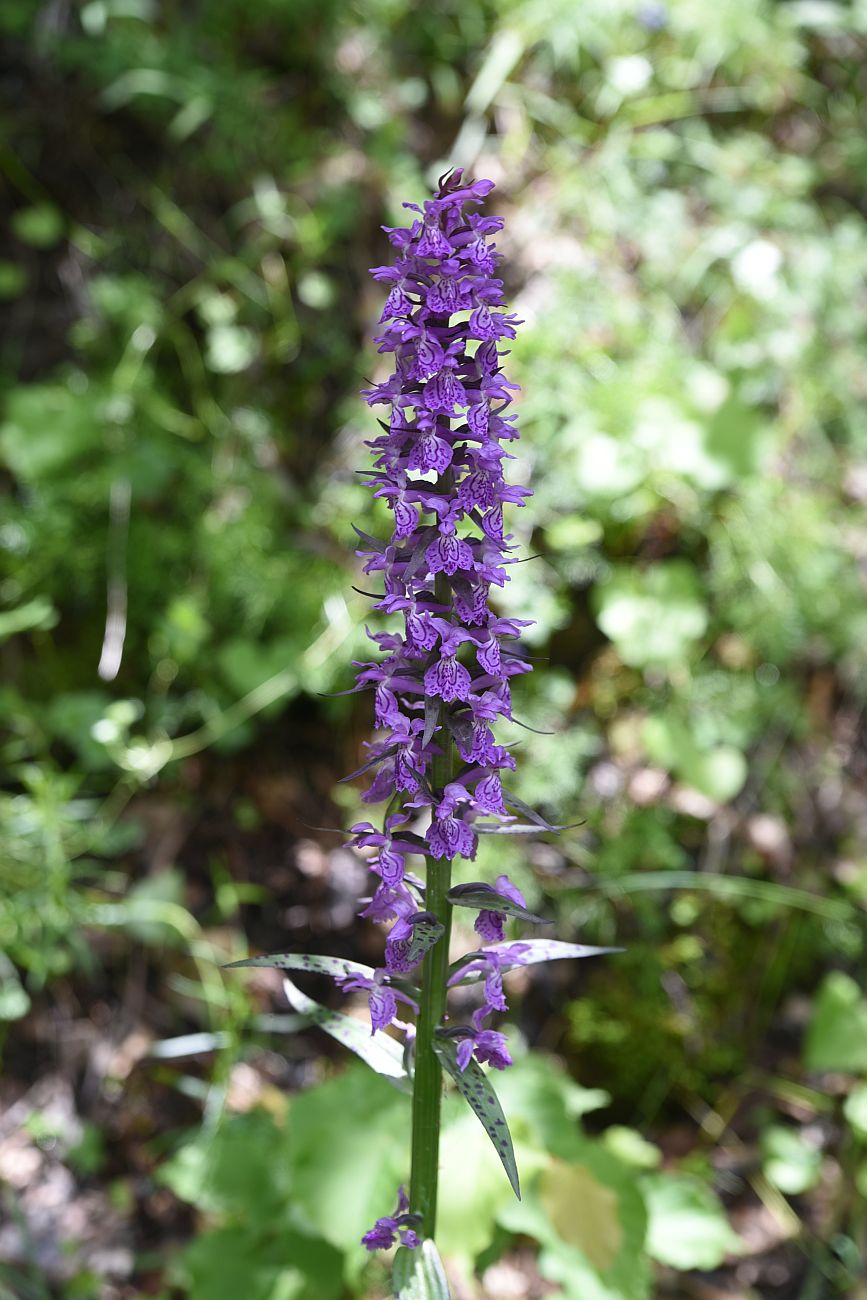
[447,882,548,924]
[281,976,408,1086]
[402,912,445,966]
[224,952,376,980]
[434,1037,520,1199]
[448,939,623,983]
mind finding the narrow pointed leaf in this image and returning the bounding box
[339,743,400,783]
[447,882,548,924]
[501,789,578,832]
[474,821,560,835]
[433,1037,520,1199]
[393,1239,451,1299]
[403,527,439,581]
[509,716,556,735]
[224,952,376,980]
[317,683,369,698]
[351,524,387,552]
[281,976,407,1082]
[422,696,440,747]
[449,939,623,982]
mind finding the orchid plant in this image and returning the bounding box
[229,169,616,1296]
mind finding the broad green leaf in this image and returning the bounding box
[0,597,58,641]
[643,1174,741,1270]
[281,977,407,1083]
[437,1109,521,1260]
[844,1084,867,1142]
[761,1125,821,1195]
[498,1139,649,1300]
[177,1221,344,1300]
[288,1065,410,1273]
[495,1054,609,1154]
[447,882,547,924]
[393,1239,451,1299]
[593,561,707,668]
[433,1037,520,1199]
[225,952,375,981]
[804,972,867,1073]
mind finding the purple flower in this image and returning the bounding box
[455,1006,513,1072]
[474,874,527,944]
[361,1186,422,1252]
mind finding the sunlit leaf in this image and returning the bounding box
[643,1174,741,1270]
[450,939,621,984]
[225,952,375,981]
[805,972,867,1073]
[393,1239,451,1299]
[281,977,407,1083]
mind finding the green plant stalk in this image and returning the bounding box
[409,715,455,1237]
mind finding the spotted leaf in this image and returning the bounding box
[281,976,408,1084]
[433,1036,520,1199]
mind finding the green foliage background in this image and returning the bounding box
[2,1,867,1297]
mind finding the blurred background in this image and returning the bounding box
[2,1,867,1297]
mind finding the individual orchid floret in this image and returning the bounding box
[474,874,528,944]
[362,1186,422,1252]
[455,1006,513,1072]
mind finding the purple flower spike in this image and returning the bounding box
[352,169,533,1049]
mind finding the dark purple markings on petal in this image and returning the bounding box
[426,534,474,577]
[380,285,413,320]
[433,1036,520,1198]
[378,844,406,887]
[473,772,507,814]
[424,656,471,703]
[426,813,476,861]
[413,335,446,380]
[482,503,504,540]
[476,637,501,675]
[465,401,490,438]
[426,276,461,315]
[408,433,453,475]
[469,303,500,340]
[447,882,548,924]
[423,369,466,414]
[393,498,418,538]
[369,985,398,1033]
[417,223,452,258]
[474,909,506,943]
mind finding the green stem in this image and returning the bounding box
[409,713,454,1237]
